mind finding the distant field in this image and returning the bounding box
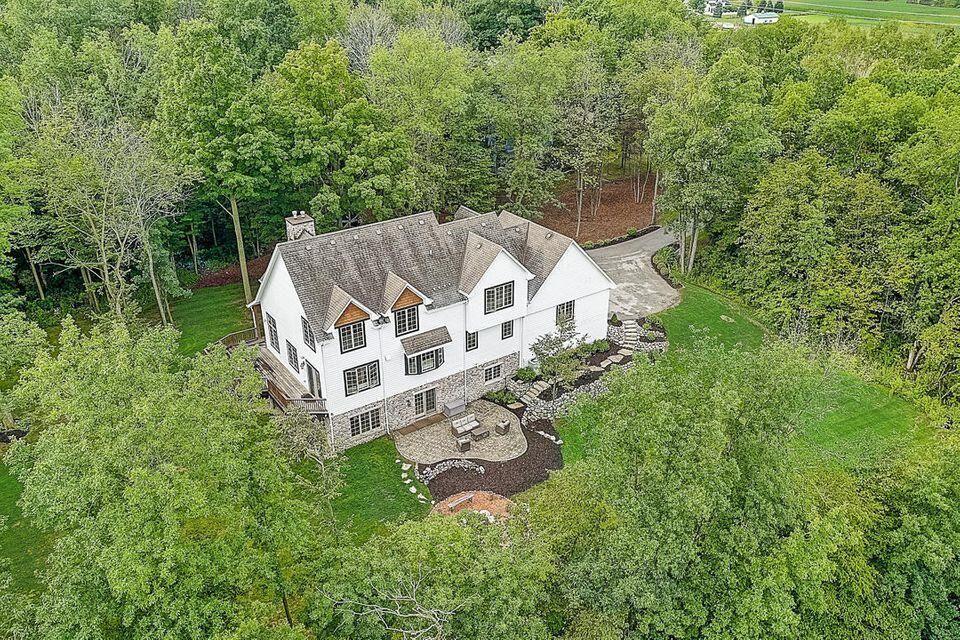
[783,0,960,28]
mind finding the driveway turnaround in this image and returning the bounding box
[587,227,680,319]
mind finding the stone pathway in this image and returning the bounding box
[519,379,551,405]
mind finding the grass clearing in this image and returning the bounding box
[324,437,431,542]
[163,284,250,355]
[655,282,931,468]
[0,462,50,595]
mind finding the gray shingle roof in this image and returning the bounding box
[275,210,575,334]
[400,326,452,355]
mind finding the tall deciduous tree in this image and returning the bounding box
[647,48,780,273]
[156,20,282,304]
[6,321,333,638]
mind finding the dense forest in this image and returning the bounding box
[1,0,959,638]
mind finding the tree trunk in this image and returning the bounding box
[687,219,700,273]
[25,247,45,301]
[575,171,585,239]
[163,295,173,325]
[652,171,660,225]
[906,341,922,372]
[678,215,687,275]
[211,216,218,246]
[281,590,294,627]
[81,267,100,312]
[640,163,650,205]
[144,240,168,325]
[229,195,253,304]
[187,227,200,274]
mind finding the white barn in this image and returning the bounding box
[250,208,615,451]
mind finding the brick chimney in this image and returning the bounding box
[285,211,315,241]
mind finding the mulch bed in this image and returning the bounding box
[419,422,563,501]
[432,491,514,519]
[538,176,659,244]
[650,244,683,290]
[195,250,273,288]
[584,341,624,368]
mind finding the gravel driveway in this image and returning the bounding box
[588,228,680,319]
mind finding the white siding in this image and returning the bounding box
[258,255,327,393]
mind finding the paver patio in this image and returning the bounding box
[394,400,525,464]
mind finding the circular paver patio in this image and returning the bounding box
[394,400,525,464]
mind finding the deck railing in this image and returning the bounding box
[265,379,327,413]
[216,327,261,349]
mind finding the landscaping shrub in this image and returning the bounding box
[484,389,518,406]
[609,313,622,327]
[515,367,537,383]
[627,227,639,237]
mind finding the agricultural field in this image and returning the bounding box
[782,0,960,29]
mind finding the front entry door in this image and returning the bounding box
[306,362,321,398]
[414,388,437,417]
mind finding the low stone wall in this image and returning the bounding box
[520,361,636,425]
[607,323,626,344]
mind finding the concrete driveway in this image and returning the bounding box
[587,227,680,319]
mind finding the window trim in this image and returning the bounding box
[343,360,381,397]
[349,408,381,437]
[501,320,514,340]
[394,305,420,337]
[483,364,503,384]
[405,348,445,375]
[266,313,280,352]
[556,300,576,324]
[302,316,316,351]
[465,331,478,352]
[338,320,366,353]
[483,281,515,315]
[286,340,299,373]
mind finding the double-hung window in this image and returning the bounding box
[465,331,478,351]
[501,320,514,339]
[266,313,280,352]
[405,348,445,375]
[344,361,380,396]
[301,317,316,351]
[339,321,366,353]
[349,408,381,437]
[556,300,575,324]
[286,340,299,373]
[484,281,514,314]
[394,305,419,336]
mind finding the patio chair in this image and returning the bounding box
[495,419,510,436]
[456,435,472,452]
[451,413,479,437]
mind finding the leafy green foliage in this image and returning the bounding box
[5,321,333,637]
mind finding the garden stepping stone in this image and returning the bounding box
[507,402,525,410]
[618,348,633,355]
[409,486,417,493]
[403,478,412,484]
[401,472,408,479]
[401,463,411,471]
[588,365,604,372]
[600,359,613,367]
[610,354,624,363]
[417,493,427,501]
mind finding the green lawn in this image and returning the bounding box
[0,463,50,595]
[782,0,960,29]
[317,437,431,541]
[654,282,931,468]
[162,284,251,355]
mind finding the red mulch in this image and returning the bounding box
[432,491,514,519]
[195,250,273,289]
[538,175,659,244]
[420,422,563,501]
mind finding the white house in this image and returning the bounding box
[249,208,615,451]
[743,11,780,23]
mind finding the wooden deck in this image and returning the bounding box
[256,345,327,414]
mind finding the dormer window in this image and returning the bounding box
[484,281,514,314]
[339,321,366,353]
[394,305,419,336]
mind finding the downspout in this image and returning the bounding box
[462,299,468,403]
[377,319,390,435]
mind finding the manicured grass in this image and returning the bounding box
[655,282,931,468]
[164,284,250,355]
[782,0,960,28]
[326,437,431,542]
[0,463,50,595]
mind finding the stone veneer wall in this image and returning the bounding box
[328,352,521,452]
